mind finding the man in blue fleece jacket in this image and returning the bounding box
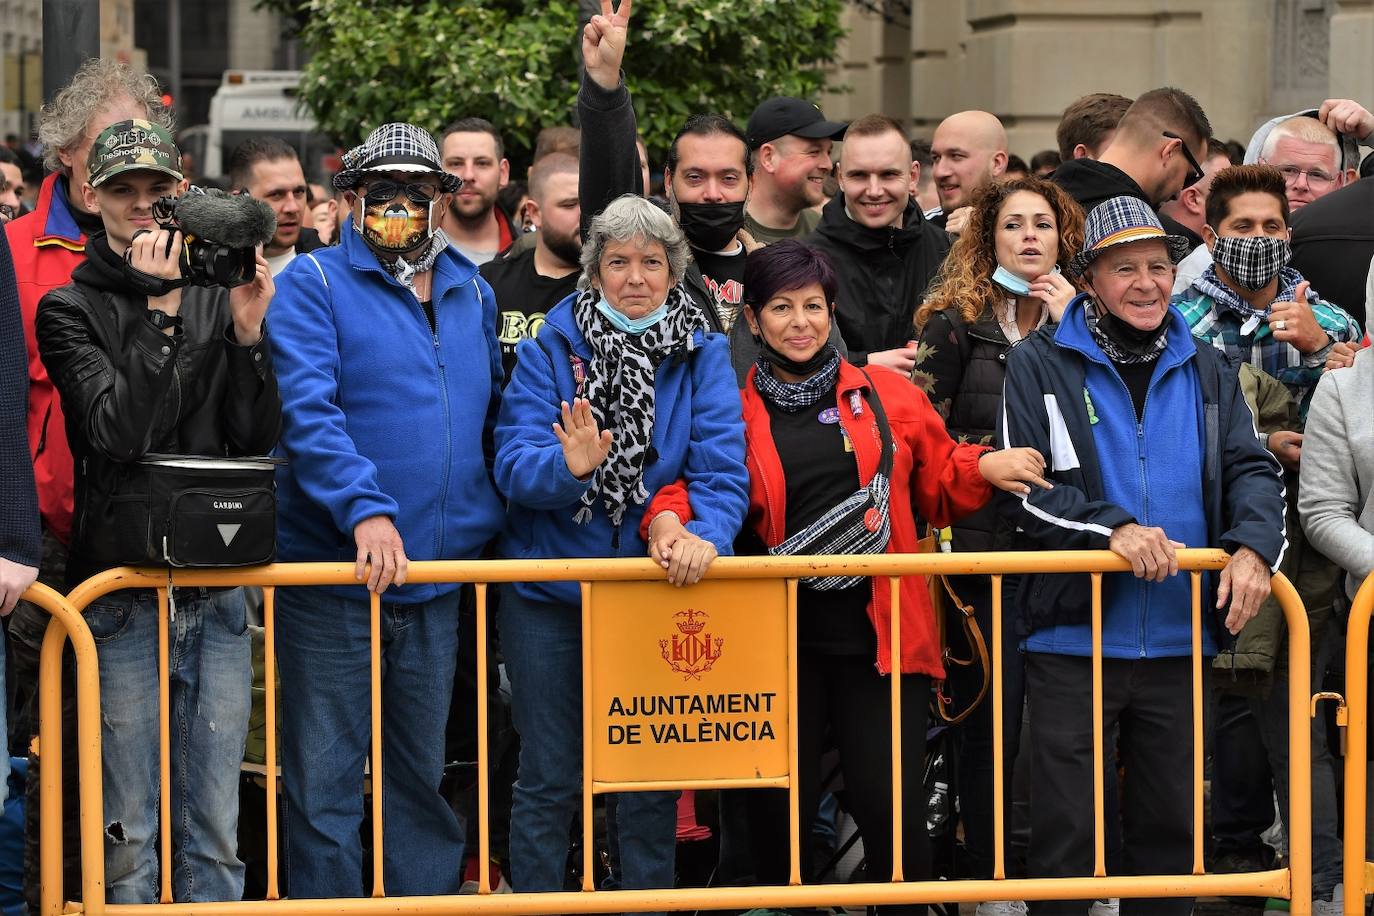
[267,123,505,898]
[999,197,1286,914]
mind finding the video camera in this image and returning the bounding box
[129,186,277,289]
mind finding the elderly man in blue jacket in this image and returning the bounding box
[998,196,1286,915]
[268,123,505,899]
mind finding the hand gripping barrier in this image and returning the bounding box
[33,549,1313,914]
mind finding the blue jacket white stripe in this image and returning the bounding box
[997,295,1287,658]
[268,218,506,602]
[495,294,748,606]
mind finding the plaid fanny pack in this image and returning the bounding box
[768,371,893,591]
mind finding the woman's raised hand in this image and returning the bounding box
[978,447,1053,496]
[554,398,613,479]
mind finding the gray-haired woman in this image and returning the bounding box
[493,194,749,896]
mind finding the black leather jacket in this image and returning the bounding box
[35,233,281,585]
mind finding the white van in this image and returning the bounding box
[184,70,335,182]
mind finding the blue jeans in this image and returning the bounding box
[499,588,677,894]
[276,586,464,898]
[84,587,251,904]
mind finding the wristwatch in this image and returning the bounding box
[146,308,183,331]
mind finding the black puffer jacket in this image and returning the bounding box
[914,306,1016,551]
[35,233,281,585]
[805,194,951,365]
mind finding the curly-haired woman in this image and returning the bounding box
[911,176,1085,910]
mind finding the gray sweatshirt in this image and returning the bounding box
[1300,346,1374,599]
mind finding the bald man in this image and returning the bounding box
[931,110,1008,234]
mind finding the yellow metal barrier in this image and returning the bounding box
[1341,573,1374,914]
[34,549,1313,914]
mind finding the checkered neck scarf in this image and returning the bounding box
[571,284,710,528]
[366,227,451,292]
[1083,299,1168,364]
[1194,264,1307,323]
[752,347,843,412]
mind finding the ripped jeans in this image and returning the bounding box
[84,587,251,904]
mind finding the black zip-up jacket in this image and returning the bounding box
[915,306,1018,551]
[804,193,951,366]
[35,233,281,585]
[1289,178,1374,328]
[996,319,1287,638]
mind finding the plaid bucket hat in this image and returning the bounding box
[1068,195,1191,277]
[332,122,461,193]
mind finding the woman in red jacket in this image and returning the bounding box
[646,240,1047,910]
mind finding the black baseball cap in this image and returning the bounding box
[746,97,847,150]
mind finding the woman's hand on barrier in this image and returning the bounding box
[353,515,409,594]
[0,557,39,616]
[648,511,687,566]
[1109,523,1184,582]
[1218,546,1271,635]
[666,534,718,587]
[978,447,1052,495]
[555,398,613,480]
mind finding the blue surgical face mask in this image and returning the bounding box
[992,264,1060,297]
[594,294,669,334]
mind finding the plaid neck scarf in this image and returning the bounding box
[1083,299,1169,365]
[752,347,842,412]
[1195,264,1306,324]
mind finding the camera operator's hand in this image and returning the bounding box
[132,228,185,325]
[228,249,272,346]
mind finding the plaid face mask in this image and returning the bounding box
[1209,231,1290,291]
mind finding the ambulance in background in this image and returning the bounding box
[180,70,337,183]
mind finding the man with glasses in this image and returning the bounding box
[1052,87,1211,215]
[1173,101,1373,308]
[268,122,506,898]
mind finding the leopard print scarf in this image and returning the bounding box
[572,284,710,528]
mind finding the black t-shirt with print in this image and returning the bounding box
[692,244,747,327]
[765,393,875,656]
[480,246,580,383]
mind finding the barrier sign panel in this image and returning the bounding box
[588,578,790,785]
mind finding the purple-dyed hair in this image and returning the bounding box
[742,239,838,310]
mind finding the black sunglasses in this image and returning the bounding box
[361,179,441,204]
[1162,131,1204,188]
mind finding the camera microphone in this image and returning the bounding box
[171,187,277,249]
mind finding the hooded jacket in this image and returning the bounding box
[6,172,88,543]
[494,293,749,607]
[35,233,281,586]
[997,295,1287,655]
[1050,157,1151,216]
[269,217,506,603]
[804,194,951,365]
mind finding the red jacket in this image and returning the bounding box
[6,172,86,543]
[648,361,993,677]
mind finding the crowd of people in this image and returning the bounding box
[3,3,1374,914]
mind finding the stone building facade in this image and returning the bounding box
[822,0,1374,157]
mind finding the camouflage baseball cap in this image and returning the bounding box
[87,119,183,188]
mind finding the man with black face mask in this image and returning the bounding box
[999,195,1286,915]
[577,0,845,385]
[266,122,507,898]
